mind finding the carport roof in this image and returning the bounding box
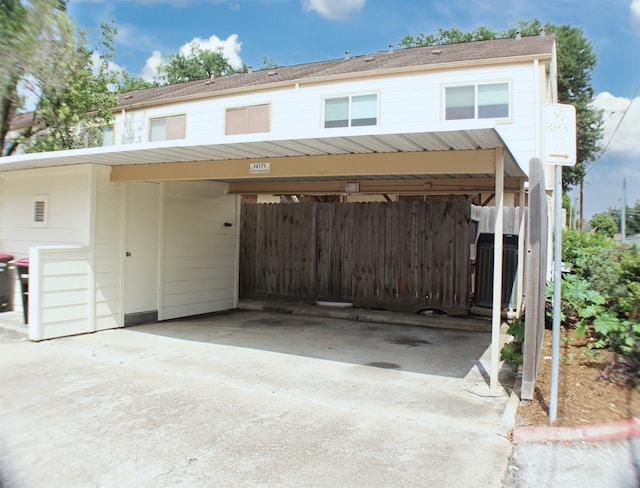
[0,127,526,180]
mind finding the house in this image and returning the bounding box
[0,32,557,391]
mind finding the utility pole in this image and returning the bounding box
[579,181,584,231]
[622,178,627,242]
[569,199,573,230]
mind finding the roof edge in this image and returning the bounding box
[113,51,554,112]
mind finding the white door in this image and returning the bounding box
[124,182,160,323]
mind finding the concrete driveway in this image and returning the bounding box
[0,309,517,487]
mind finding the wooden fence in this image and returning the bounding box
[240,200,473,314]
[521,158,549,400]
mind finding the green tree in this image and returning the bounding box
[607,200,640,235]
[259,56,281,70]
[590,212,618,237]
[1,0,35,154]
[630,201,640,235]
[156,44,237,84]
[117,72,158,94]
[1,0,118,155]
[400,20,603,191]
[400,26,499,46]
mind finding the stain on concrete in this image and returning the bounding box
[366,362,401,369]
[389,337,431,347]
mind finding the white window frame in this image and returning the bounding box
[444,82,511,121]
[323,93,379,128]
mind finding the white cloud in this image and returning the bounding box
[138,34,242,82]
[141,50,165,82]
[179,34,243,70]
[631,0,640,32]
[301,0,366,20]
[591,92,640,157]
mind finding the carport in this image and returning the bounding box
[0,127,531,391]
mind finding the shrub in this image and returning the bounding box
[559,230,639,387]
[501,317,524,365]
[589,212,618,237]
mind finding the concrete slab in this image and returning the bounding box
[503,439,640,488]
[0,310,516,487]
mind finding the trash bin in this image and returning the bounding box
[0,253,15,312]
[13,257,29,324]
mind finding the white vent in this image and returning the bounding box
[32,195,48,227]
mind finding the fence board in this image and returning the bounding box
[522,158,549,400]
[240,200,473,314]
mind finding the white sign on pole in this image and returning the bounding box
[545,101,577,422]
[544,103,577,166]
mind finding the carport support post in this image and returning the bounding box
[490,148,504,391]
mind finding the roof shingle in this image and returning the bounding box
[116,34,555,109]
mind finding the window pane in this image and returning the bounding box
[247,104,270,133]
[102,126,114,146]
[150,119,166,141]
[226,108,246,135]
[324,97,349,128]
[351,94,377,126]
[446,86,474,120]
[478,83,509,118]
[166,115,186,140]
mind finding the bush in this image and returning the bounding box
[501,317,524,365]
[590,212,618,237]
[559,230,639,387]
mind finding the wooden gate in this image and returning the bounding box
[240,200,472,314]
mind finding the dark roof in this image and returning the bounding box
[7,112,37,131]
[117,34,555,109]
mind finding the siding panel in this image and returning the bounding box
[161,181,239,320]
[93,167,124,330]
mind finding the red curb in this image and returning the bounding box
[512,417,640,444]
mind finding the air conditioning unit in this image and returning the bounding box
[474,233,519,310]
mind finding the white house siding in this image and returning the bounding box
[0,166,92,258]
[110,62,546,179]
[160,181,240,320]
[0,178,4,249]
[91,165,124,330]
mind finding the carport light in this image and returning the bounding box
[345,182,359,192]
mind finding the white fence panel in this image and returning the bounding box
[28,246,93,341]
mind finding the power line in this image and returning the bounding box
[585,84,640,177]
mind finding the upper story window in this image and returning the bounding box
[149,114,186,142]
[84,125,113,148]
[445,82,509,120]
[324,94,378,128]
[225,104,271,135]
[101,126,114,146]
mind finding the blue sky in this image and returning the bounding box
[68,0,640,221]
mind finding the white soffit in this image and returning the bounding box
[0,129,525,178]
